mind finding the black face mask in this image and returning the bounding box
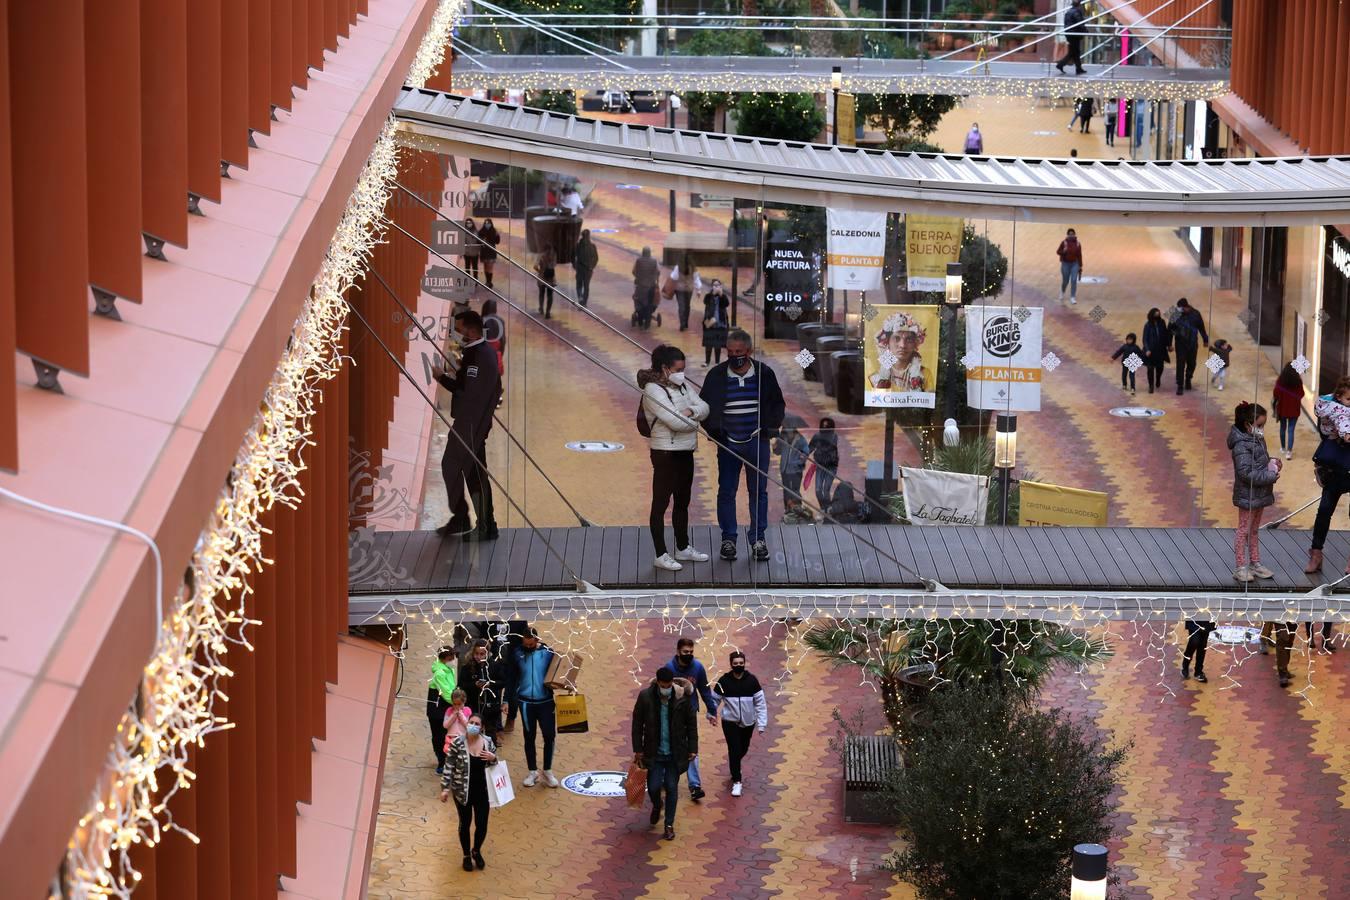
[728,352,750,368]
[731,665,746,675]
[678,653,694,664]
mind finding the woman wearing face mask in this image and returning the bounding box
[1141,307,1171,394]
[477,219,501,289]
[713,651,768,797]
[440,713,499,872]
[639,345,711,571]
[463,217,480,285]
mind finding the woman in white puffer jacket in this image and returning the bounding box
[640,345,711,571]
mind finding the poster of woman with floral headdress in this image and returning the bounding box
[864,306,939,409]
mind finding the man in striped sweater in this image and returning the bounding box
[698,330,786,562]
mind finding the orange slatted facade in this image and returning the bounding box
[1,0,416,893]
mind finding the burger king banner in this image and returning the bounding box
[826,208,886,291]
[964,305,1044,411]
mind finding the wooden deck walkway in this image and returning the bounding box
[350,523,1350,600]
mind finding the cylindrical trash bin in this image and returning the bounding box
[798,323,825,381]
[817,337,849,396]
[796,322,823,351]
[835,351,870,415]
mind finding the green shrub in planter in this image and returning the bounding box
[883,687,1127,899]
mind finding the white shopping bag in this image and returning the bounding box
[486,761,514,808]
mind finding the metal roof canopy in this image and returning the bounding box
[448,55,1229,102]
[393,90,1350,226]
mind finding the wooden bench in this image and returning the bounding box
[661,231,757,268]
[843,734,901,824]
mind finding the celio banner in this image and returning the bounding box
[826,209,886,291]
[965,306,1044,411]
[905,215,963,291]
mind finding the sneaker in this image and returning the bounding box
[435,764,445,776]
[689,787,705,802]
[1194,671,1208,683]
[1285,450,1292,460]
[664,826,675,841]
[731,781,743,797]
[1059,292,1066,302]
[1218,384,1224,391]
[1130,388,1136,395]
[544,770,560,788]
[523,770,538,787]
[654,553,683,572]
[1250,563,1274,579]
[752,540,769,562]
[674,546,710,563]
[1233,565,1254,583]
[1069,297,1077,305]
[720,539,738,561]
[1279,672,1292,688]
[436,518,474,537]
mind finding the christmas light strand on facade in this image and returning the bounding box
[54,1,466,895]
[449,70,1229,103]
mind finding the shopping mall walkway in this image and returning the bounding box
[371,98,1349,899]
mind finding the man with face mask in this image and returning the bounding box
[698,330,787,562]
[713,651,768,797]
[666,638,718,801]
[631,666,698,841]
[458,638,508,739]
[506,628,561,787]
[431,310,502,541]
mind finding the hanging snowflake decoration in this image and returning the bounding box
[878,348,899,372]
[861,301,879,322]
[1205,354,1226,374]
[960,351,978,369]
[1013,305,1031,323]
[785,302,803,321]
[1123,352,1144,373]
[1166,306,1183,325]
[1317,309,1332,326]
[1292,355,1312,375]
[1041,351,1062,372]
[1088,305,1108,323]
[794,348,816,370]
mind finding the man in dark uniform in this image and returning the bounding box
[1056,0,1088,75]
[432,310,502,540]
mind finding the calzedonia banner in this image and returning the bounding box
[965,306,1044,411]
[905,215,963,291]
[826,209,886,291]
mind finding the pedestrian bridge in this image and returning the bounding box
[393,90,1350,225]
[348,524,1350,624]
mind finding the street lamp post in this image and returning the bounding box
[1070,844,1108,900]
[830,66,842,146]
[994,412,1017,526]
[943,261,963,447]
[667,91,680,233]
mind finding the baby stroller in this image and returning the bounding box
[631,286,662,329]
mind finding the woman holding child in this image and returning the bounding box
[1306,376,1350,574]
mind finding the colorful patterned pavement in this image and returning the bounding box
[376,97,1350,899]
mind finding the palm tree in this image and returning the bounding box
[804,617,1112,738]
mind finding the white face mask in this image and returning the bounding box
[1252,426,1264,437]
[668,371,686,386]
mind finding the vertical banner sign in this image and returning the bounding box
[1019,480,1109,527]
[838,93,857,147]
[905,215,963,291]
[965,306,1044,411]
[863,305,940,409]
[901,467,988,525]
[826,209,886,291]
[762,233,817,340]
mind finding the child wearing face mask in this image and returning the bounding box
[1228,401,1280,583]
[639,345,711,572]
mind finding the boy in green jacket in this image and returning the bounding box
[428,647,458,774]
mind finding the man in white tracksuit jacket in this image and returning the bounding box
[712,650,769,797]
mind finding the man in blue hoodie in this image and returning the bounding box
[667,637,718,801]
[507,628,560,788]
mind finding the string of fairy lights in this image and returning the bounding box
[450,71,1229,102]
[52,2,465,897]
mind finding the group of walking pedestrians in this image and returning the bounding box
[631,639,769,840]
[1106,298,1215,396]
